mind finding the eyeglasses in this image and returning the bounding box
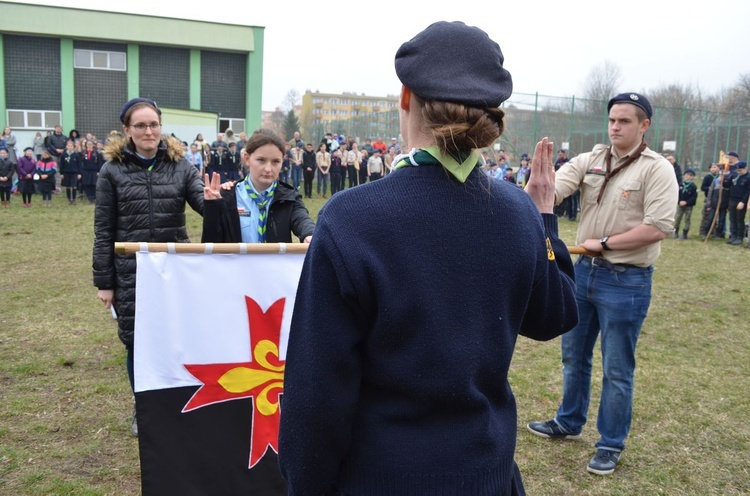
[130,122,161,132]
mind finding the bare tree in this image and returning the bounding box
[283,90,300,112]
[266,108,286,137]
[581,60,623,116]
[719,73,750,119]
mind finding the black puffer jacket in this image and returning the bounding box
[92,136,204,346]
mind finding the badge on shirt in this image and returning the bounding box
[237,207,251,217]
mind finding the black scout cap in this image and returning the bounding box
[119,98,161,124]
[607,92,653,119]
[395,21,513,108]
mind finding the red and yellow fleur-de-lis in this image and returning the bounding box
[183,297,286,468]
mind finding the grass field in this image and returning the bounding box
[0,189,748,495]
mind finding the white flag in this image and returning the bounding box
[133,252,305,394]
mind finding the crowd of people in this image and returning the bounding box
[0,125,107,207]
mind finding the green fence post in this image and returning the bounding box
[678,107,686,163]
[533,92,538,145]
[569,96,575,151]
[726,112,733,152]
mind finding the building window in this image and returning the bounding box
[324,99,330,104]
[341,110,348,116]
[324,109,330,115]
[219,118,245,134]
[74,49,127,71]
[6,109,61,129]
[340,99,348,105]
[331,99,338,105]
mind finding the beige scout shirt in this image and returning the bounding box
[555,143,679,267]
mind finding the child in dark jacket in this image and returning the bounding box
[674,168,698,239]
[59,140,82,204]
[0,148,15,207]
[81,140,103,203]
[37,149,58,207]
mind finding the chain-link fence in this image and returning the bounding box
[306,92,750,172]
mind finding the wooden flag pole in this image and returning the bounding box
[703,151,731,243]
[116,241,596,256]
[114,242,309,255]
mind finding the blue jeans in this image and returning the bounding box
[555,256,653,452]
[291,165,302,191]
[317,171,329,195]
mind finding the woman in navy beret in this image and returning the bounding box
[279,21,578,496]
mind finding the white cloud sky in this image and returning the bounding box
[9,0,750,110]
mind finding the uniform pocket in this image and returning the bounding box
[582,174,605,205]
[617,180,643,210]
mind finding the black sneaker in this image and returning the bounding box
[587,448,620,475]
[526,419,582,439]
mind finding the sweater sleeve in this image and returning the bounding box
[279,216,365,495]
[518,213,578,341]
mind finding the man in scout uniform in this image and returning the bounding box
[527,93,679,475]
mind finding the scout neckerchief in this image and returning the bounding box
[135,152,157,172]
[681,179,694,195]
[393,146,481,183]
[245,179,277,242]
[596,141,648,204]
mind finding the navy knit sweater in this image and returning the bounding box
[279,165,577,495]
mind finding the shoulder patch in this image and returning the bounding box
[546,237,555,260]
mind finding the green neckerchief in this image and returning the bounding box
[393,145,481,183]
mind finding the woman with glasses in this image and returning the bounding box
[92,98,204,436]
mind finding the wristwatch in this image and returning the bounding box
[600,236,612,251]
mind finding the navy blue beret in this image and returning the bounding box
[684,168,695,175]
[607,92,653,119]
[727,151,739,158]
[737,161,747,169]
[120,98,161,124]
[395,21,513,108]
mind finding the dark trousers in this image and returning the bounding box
[699,198,712,236]
[701,203,728,237]
[370,172,382,181]
[84,184,97,203]
[565,190,580,220]
[347,165,358,188]
[330,170,341,194]
[303,167,315,198]
[126,344,135,392]
[728,199,747,240]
